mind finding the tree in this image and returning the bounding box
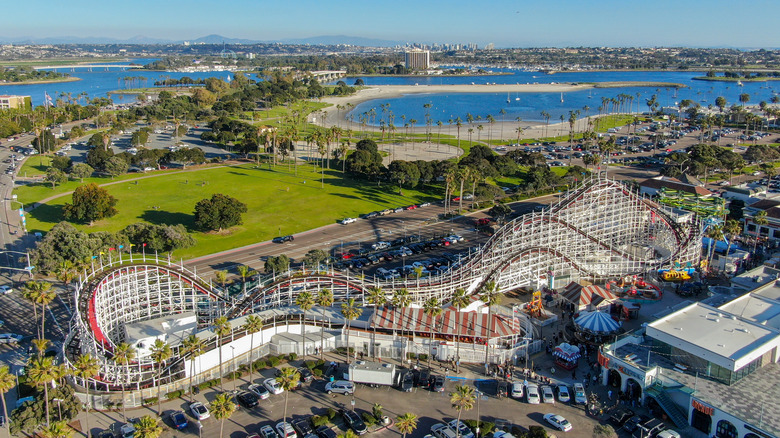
[302,249,328,269]
[149,339,171,416]
[113,342,136,421]
[316,288,334,361]
[62,183,118,225]
[489,204,512,223]
[265,254,290,274]
[449,385,476,438]
[211,393,236,438]
[340,298,363,364]
[69,163,93,182]
[592,424,617,438]
[392,288,412,338]
[213,316,232,391]
[423,297,442,369]
[27,356,56,427]
[276,367,300,425]
[295,292,315,359]
[180,335,205,403]
[395,413,418,438]
[0,366,15,438]
[23,280,54,340]
[479,281,502,366]
[130,129,149,147]
[73,354,98,437]
[366,287,387,359]
[45,168,67,189]
[451,289,470,373]
[40,421,72,438]
[104,156,129,177]
[133,415,163,438]
[194,193,248,232]
[51,156,72,172]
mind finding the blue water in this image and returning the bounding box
[333,69,779,125]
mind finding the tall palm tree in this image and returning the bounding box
[73,354,99,436]
[277,367,300,425]
[113,342,136,421]
[27,356,56,426]
[133,415,163,438]
[366,287,387,359]
[149,339,171,416]
[451,289,470,373]
[181,335,206,402]
[0,366,15,438]
[479,281,502,367]
[213,316,232,391]
[449,385,476,438]
[23,280,55,339]
[40,420,72,438]
[752,210,769,252]
[423,297,442,369]
[395,413,418,438]
[316,289,334,361]
[236,265,255,293]
[241,315,263,382]
[722,219,742,262]
[211,393,237,438]
[295,291,315,359]
[20,283,42,339]
[340,298,363,364]
[392,289,411,339]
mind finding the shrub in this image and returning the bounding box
[511,426,528,438]
[253,359,268,370]
[143,397,158,406]
[165,390,183,400]
[327,408,337,421]
[406,353,417,360]
[268,356,281,367]
[417,354,428,361]
[311,415,329,427]
[361,412,377,426]
[312,368,323,377]
[198,378,219,390]
[527,426,547,438]
[464,420,495,437]
[287,353,298,361]
[305,360,318,369]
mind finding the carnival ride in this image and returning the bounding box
[65,176,702,392]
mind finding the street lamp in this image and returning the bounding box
[230,346,237,392]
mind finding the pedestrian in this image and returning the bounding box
[608,390,613,400]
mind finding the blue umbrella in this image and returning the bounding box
[574,311,620,334]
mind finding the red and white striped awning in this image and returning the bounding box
[371,307,520,339]
[561,282,616,308]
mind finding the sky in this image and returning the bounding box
[4,0,780,48]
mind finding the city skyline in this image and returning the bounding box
[3,0,780,49]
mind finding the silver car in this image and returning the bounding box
[324,380,354,395]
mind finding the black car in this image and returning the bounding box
[297,367,314,383]
[273,235,294,243]
[430,374,445,392]
[316,425,338,438]
[399,370,414,392]
[291,417,313,437]
[622,415,647,433]
[236,391,259,408]
[609,409,635,427]
[340,409,368,435]
[416,368,431,387]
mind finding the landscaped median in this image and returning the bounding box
[16,162,441,259]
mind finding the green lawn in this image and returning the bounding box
[21,162,442,259]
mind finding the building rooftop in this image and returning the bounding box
[730,265,780,290]
[124,312,197,351]
[639,176,713,196]
[646,302,780,371]
[718,293,780,330]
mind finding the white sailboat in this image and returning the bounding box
[560,92,564,103]
[507,92,510,104]
[737,80,744,87]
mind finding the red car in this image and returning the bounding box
[452,197,461,202]
[336,253,353,260]
[405,205,418,210]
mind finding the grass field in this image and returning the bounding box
[21,162,443,259]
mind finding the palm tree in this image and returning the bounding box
[211,393,237,438]
[395,413,418,438]
[722,219,742,262]
[366,287,387,359]
[149,339,171,416]
[40,420,72,438]
[213,316,232,391]
[0,366,15,438]
[295,291,315,359]
[133,415,163,438]
[23,280,54,339]
[423,297,442,370]
[20,283,42,339]
[392,288,412,339]
[752,210,768,252]
[340,298,363,364]
[241,315,263,383]
[236,265,255,293]
[215,270,228,291]
[277,367,301,425]
[479,281,502,367]
[316,288,334,361]
[73,354,99,436]
[27,356,56,426]
[449,385,476,438]
[451,288,470,373]
[113,342,136,421]
[181,335,206,402]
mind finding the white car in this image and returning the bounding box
[573,383,587,404]
[448,420,474,438]
[0,285,12,294]
[543,413,572,432]
[493,432,515,438]
[431,423,457,438]
[341,217,357,225]
[657,430,681,438]
[189,401,210,420]
[541,385,555,403]
[276,421,297,438]
[248,383,270,399]
[510,381,524,399]
[525,383,540,404]
[0,334,23,344]
[324,380,354,395]
[264,377,284,395]
[556,385,570,403]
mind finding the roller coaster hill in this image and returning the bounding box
[63,175,701,400]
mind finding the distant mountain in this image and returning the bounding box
[190,34,260,45]
[273,35,402,47]
[0,35,174,44]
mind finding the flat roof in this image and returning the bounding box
[646,302,780,371]
[124,312,197,347]
[752,281,780,301]
[718,293,780,330]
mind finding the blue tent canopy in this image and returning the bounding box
[574,311,620,334]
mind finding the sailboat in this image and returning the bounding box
[507,92,510,104]
[560,92,564,103]
[737,80,744,87]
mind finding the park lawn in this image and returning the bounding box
[23,162,442,259]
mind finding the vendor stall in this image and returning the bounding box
[553,343,581,370]
[574,310,622,344]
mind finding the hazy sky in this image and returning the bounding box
[5,0,779,48]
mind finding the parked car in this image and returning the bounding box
[189,402,210,420]
[541,385,555,403]
[556,385,570,403]
[0,334,23,344]
[525,383,540,404]
[260,425,281,438]
[264,378,284,395]
[416,369,431,387]
[430,375,445,392]
[276,421,297,438]
[324,380,354,395]
[431,423,458,438]
[399,370,414,392]
[0,285,12,295]
[656,430,681,438]
[543,413,573,432]
[248,383,271,400]
[316,426,338,438]
[341,218,357,225]
[496,381,508,398]
[236,391,259,408]
[573,383,587,404]
[170,411,188,430]
[340,409,368,435]
[272,235,294,243]
[291,418,313,437]
[448,420,475,438]
[609,409,635,427]
[511,381,524,399]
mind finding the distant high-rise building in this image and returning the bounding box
[404,49,430,70]
[485,43,495,50]
[0,95,31,110]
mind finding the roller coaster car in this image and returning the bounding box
[660,270,691,282]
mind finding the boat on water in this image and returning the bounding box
[560,92,564,103]
[507,92,510,104]
[737,80,744,86]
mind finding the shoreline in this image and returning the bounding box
[0,76,81,86]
